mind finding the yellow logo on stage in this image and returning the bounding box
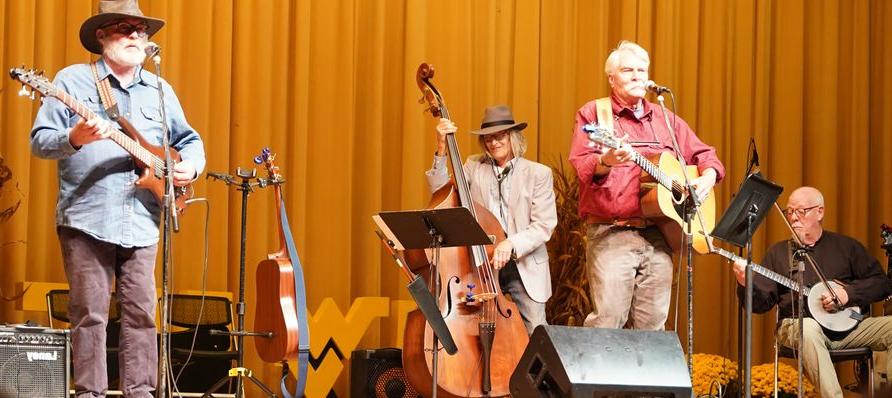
[290,297,416,398]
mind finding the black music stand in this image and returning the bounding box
[711,172,782,398]
[373,207,493,398]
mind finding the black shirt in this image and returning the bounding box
[739,230,892,324]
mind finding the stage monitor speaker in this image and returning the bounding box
[0,326,70,398]
[510,325,692,397]
[351,348,418,398]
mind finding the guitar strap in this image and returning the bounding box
[90,62,145,144]
[90,62,122,120]
[595,97,614,134]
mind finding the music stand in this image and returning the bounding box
[373,207,493,398]
[711,172,782,398]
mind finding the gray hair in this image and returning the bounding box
[477,129,527,159]
[604,40,650,76]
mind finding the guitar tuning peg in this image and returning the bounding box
[18,85,29,97]
[253,155,263,165]
[29,90,36,100]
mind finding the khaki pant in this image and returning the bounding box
[583,224,674,330]
[777,316,892,398]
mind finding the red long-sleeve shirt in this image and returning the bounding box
[569,94,725,219]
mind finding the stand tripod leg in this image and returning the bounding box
[202,367,277,398]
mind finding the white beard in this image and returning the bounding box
[102,40,146,67]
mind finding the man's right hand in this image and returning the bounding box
[69,117,112,149]
[435,118,456,156]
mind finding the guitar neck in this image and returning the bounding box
[714,248,808,296]
[56,91,159,167]
[629,150,677,191]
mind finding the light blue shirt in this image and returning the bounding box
[30,58,206,247]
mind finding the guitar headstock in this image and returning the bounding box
[254,147,282,183]
[582,123,620,150]
[881,224,892,251]
[8,67,55,100]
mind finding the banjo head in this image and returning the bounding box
[807,281,861,332]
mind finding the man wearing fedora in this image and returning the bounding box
[426,105,557,333]
[569,40,724,330]
[29,1,205,396]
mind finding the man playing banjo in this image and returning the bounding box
[732,186,892,398]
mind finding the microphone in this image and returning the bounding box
[496,165,512,183]
[644,80,671,94]
[145,42,161,63]
[145,42,160,56]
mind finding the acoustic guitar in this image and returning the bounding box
[583,123,715,253]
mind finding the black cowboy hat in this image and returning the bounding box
[79,0,165,55]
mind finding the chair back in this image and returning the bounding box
[45,289,121,327]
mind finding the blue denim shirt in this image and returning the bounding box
[30,59,206,248]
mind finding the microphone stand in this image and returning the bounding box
[655,93,710,376]
[150,47,178,398]
[792,248,807,398]
[424,216,444,398]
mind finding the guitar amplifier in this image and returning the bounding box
[0,326,70,398]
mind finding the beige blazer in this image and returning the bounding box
[427,156,557,303]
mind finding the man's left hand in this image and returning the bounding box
[690,168,717,203]
[172,160,196,187]
[821,285,849,312]
[491,239,514,270]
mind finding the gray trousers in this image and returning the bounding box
[777,316,892,398]
[499,261,547,334]
[59,227,158,398]
[583,224,674,330]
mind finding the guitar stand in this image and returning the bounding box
[204,168,279,398]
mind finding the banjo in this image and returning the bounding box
[712,247,863,332]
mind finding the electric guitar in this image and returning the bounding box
[583,123,715,253]
[9,67,192,213]
[711,247,863,332]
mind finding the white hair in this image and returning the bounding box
[604,40,650,76]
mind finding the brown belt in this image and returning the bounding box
[586,215,652,228]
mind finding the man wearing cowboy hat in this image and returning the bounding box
[426,105,557,333]
[29,1,205,396]
[569,40,724,331]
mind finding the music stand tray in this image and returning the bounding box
[373,207,493,250]
[711,173,783,247]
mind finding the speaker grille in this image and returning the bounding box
[0,328,69,398]
[351,348,418,398]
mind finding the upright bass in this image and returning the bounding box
[402,63,529,397]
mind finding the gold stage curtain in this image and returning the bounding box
[1,0,891,395]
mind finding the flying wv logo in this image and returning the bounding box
[294,297,416,398]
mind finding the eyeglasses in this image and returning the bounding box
[483,131,511,143]
[100,21,150,38]
[783,205,821,218]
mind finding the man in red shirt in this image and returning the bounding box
[568,40,725,330]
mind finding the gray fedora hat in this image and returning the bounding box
[79,0,165,55]
[469,105,528,135]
